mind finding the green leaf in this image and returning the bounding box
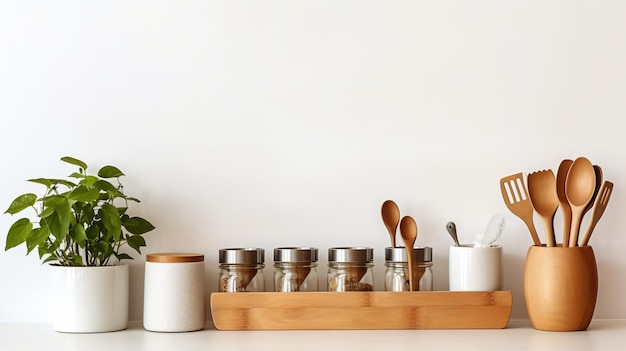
[44,213,63,241]
[38,207,54,218]
[26,226,50,254]
[42,196,72,239]
[94,180,119,195]
[68,172,85,179]
[27,178,53,188]
[4,193,37,214]
[29,178,76,189]
[127,235,146,253]
[61,156,87,171]
[79,175,100,187]
[80,204,95,225]
[70,255,84,266]
[95,240,112,256]
[125,197,141,203]
[70,225,87,247]
[99,203,122,241]
[43,195,68,208]
[122,217,155,234]
[67,185,100,202]
[5,218,33,250]
[85,225,99,240]
[43,208,70,243]
[98,165,124,178]
[42,254,57,264]
[115,253,134,261]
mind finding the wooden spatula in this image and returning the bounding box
[580,181,613,246]
[500,172,541,245]
[527,170,559,247]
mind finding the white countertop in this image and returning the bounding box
[1,320,625,351]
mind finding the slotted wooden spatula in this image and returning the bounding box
[500,172,541,245]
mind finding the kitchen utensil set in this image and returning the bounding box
[500,156,613,247]
[445,216,505,248]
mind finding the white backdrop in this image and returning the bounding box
[1,0,625,323]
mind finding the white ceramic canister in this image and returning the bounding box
[143,253,205,332]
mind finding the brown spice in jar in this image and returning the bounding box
[328,275,373,292]
[219,267,258,292]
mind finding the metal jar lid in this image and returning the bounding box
[385,246,432,263]
[146,253,204,263]
[219,248,265,264]
[328,247,374,263]
[274,247,318,263]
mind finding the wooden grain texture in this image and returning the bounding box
[210,291,512,330]
[524,245,597,331]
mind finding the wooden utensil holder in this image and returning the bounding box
[210,290,512,330]
[524,245,598,331]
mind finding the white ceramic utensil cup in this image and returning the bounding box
[449,245,502,291]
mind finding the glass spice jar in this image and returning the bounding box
[218,248,265,292]
[273,247,319,292]
[327,247,374,292]
[384,246,433,292]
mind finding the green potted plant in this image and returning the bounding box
[4,156,155,333]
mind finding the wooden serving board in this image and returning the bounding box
[210,291,512,330]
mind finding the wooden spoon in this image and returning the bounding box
[583,165,603,218]
[565,157,597,247]
[556,159,573,246]
[381,200,400,248]
[399,216,418,291]
[528,170,559,247]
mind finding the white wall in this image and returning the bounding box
[1,0,625,323]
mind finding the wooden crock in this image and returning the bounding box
[524,245,598,331]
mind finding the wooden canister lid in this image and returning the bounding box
[146,253,204,263]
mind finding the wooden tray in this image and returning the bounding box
[210,291,512,330]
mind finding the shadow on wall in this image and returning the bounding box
[503,250,527,319]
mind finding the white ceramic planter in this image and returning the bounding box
[50,264,129,333]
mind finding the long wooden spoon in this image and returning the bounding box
[528,170,559,247]
[381,200,400,248]
[565,157,597,247]
[556,159,573,246]
[580,181,613,246]
[400,216,418,291]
